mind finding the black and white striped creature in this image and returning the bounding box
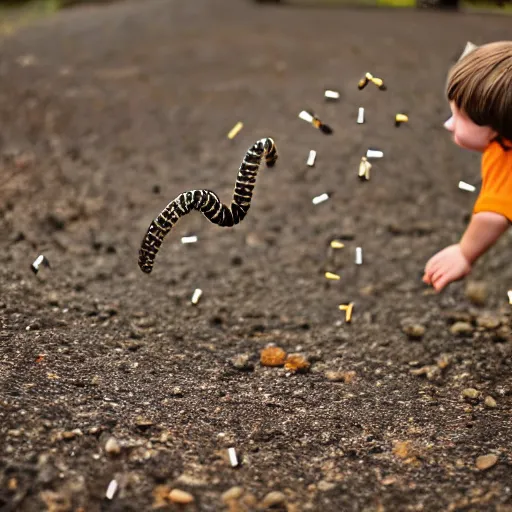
[138,137,278,274]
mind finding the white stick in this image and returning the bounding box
[307,150,316,167]
[458,181,476,192]
[366,149,383,159]
[508,290,512,304]
[324,90,340,100]
[191,288,203,305]
[228,447,239,467]
[181,235,198,244]
[299,110,314,123]
[106,480,118,500]
[355,247,363,265]
[357,107,365,124]
[312,193,329,205]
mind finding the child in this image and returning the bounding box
[423,41,512,292]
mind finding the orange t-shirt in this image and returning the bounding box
[473,140,512,222]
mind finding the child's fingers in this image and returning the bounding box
[433,273,450,292]
[422,273,431,284]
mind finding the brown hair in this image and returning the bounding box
[446,41,512,145]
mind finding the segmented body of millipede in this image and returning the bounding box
[138,137,278,274]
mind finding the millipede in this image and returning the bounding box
[138,137,278,274]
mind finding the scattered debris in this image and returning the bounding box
[357,107,365,124]
[338,303,354,323]
[475,454,498,471]
[325,271,340,281]
[306,150,316,167]
[260,346,287,367]
[284,353,311,373]
[358,156,371,181]
[228,447,239,467]
[31,254,50,275]
[298,110,333,135]
[312,193,329,205]
[227,121,243,140]
[395,113,408,126]
[324,89,340,101]
[106,480,118,500]
[458,181,476,193]
[191,288,203,305]
[358,72,386,91]
[181,235,198,244]
[330,240,345,249]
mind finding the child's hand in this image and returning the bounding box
[423,244,471,292]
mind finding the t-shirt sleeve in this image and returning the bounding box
[473,142,512,222]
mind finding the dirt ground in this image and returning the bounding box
[1,1,512,511]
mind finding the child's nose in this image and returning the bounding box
[444,116,455,132]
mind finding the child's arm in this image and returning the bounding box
[460,211,510,263]
[423,211,509,292]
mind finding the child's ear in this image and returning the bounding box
[458,41,478,61]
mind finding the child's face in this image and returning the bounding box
[444,102,497,152]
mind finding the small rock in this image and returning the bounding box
[105,437,121,455]
[170,386,184,397]
[410,365,439,381]
[135,417,154,429]
[325,370,355,383]
[47,292,60,307]
[231,354,255,372]
[476,314,501,330]
[484,396,497,408]
[169,489,194,504]
[475,454,498,471]
[402,323,426,340]
[317,480,337,492]
[462,388,480,401]
[450,322,474,336]
[221,486,245,503]
[40,490,71,512]
[261,491,287,508]
[465,281,488,306]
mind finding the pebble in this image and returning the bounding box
[402,323,426,340]
[465,281,488,306]
[475,454,498,471]
[476,314,501,330]
[317,480,337,492]
[231,354,255,371]
[221,486,244,503]
[325,370,356,383]
[462,388,480,401]
[105,437,121,455]
[450,322,474,336]
[169,489,195,504]
[261,491,287,508]
[484,396,497,408]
